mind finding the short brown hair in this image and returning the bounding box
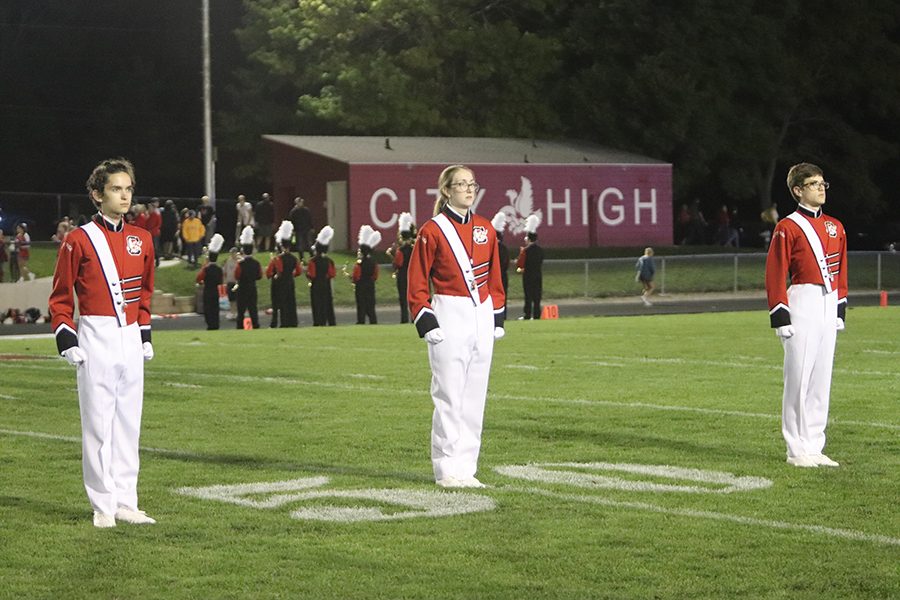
[786,162,823,201]
[86,158,135,205]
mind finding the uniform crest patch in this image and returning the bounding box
[824,221,837,237]
[473,226,488,245]
[126,235,143,255]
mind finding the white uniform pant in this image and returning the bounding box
[428,295,495,481]
[780,284,838,458]
[76,316,145,515]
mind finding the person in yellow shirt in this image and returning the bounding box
[181,209,205,269]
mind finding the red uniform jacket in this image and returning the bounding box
[266,255,302,279]
[407,208,506,337]
[765,205,848,328]
[49,215,155,353]
[305,257,336,281]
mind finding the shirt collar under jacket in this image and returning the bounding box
[796,204,823,219]
[94,212,125,232]
[443,205,471,224]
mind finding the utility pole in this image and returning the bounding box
[202,0,215,205]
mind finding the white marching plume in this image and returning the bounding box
[315,225,334,247]
[358,225,375,247]
[239,225,254,246]
[367,230,382,249]
[398,212,414,233]
[524,213,542,234]
[276,220,294,243]
[490,211,507,233]
[208,233,224,254]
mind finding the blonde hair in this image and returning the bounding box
[433,164,474,216]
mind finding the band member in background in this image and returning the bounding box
[233,225,261,329]
[49,158,156,528]
[266,221,302,328]
[387,212,416,323]
[353,225,381,324]
[306,226,336,326]
[407,164,506,489]
[490,211,510,319]
[196,233,225,330]
[516,214,544,320]
[766,162,848,468]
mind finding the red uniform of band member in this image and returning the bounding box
[196,259,224,330]
[352,237,380,324]
[307,226,337,326]
[407,165,505,488]
[49,158,157,527]
[765,163,847,468]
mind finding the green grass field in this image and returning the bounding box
[1,309,898,599]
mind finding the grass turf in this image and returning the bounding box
[0,308,898,598]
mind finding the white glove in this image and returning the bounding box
[493,327,505,340]
[836,317,845,331]
[142,342,154,361]
[424,328,445,345]
[61,346,86,366]
[775,325,795,339]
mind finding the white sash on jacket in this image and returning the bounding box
[433,213,480,306]
[82,221,128,326]
[786,211,833,293]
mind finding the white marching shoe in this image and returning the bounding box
[810,454,840,467]
[786,455,819,468]
[115,508,157,524]
[436,476,486,489]
[93,512,116,528]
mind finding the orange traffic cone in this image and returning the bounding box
[243,317,253,330]
[541,304,559,320]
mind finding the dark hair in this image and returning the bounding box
[86,158,135,205]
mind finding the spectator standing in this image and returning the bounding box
[145,199,162,267]
[254,193,274,252]
[760,203,780,248]
[15,223,34,281]
[235,195,254,246]
[516,215,544,319]
[306,226,336,326]
[635,247,656,306]
[180,210,205,268]
[52,217,72,246]
[197,195,216,244]
[222,247,240,320]
[48,157,156,528]
[0,230,7,282]
[160,199,179,259]
[288,197,313,258]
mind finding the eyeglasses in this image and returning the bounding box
[448,181,480,192]
[802,181,829,190]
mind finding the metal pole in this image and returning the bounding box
[202,0,215,205]
[877,252,882,290]
[660,257,666,295]
[584,260,589,298]
[733,255,739,293]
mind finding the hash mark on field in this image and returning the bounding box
[349,373,385,380]
[507,365,540,370]
[0,394,19,400]
[510,486,900,547]
[163,382,203,389]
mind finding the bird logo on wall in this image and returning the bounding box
[499,176,543,234]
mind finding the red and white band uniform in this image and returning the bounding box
[407,206,506,481]
[765,204,847,459]
[49,214,155,515]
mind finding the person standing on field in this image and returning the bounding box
[196,233,225,330]
[635,247,656,306]
[306,226,336,326]
[49,158,157,528]
[233,225,261,329]
[765,162,847,468]
[515,214,543,319]
[407,164,506,488]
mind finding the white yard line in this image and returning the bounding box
[508,486,900,547]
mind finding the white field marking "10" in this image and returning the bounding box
[174,477,495,522]
[493,462,773,494]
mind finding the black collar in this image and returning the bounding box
[442,205,471,224]
[94,213,124,232]
[796,205,822,219]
